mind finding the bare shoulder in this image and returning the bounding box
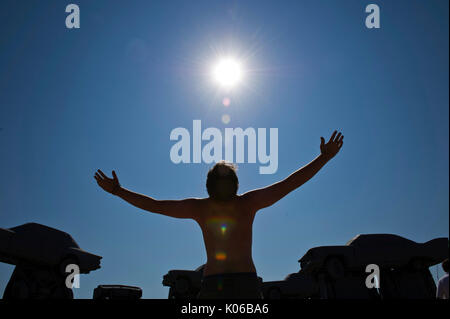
[189,197,209,222]
[236,193,258,214]
[186,197,209,211]
[238,192,256,207]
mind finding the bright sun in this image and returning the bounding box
[212,58,243,88]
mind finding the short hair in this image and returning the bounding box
[442,259,449,273]
[206,161,239,201]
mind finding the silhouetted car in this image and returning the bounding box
[0,222,101,274]
[93,285,143,300]
[261,271,320,299]
[262,234,448,299]
[299,234,448,279]
[163,265,205,299]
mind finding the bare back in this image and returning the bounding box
[195,196,257,276]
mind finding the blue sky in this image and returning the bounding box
[0,0,448,298]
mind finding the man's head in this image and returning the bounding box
[206,161,239,201]
[442,258,449,274]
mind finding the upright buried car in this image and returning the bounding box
[297,234,448,299]
[299,234,448,279]
[0,222,101,274]
[0,223,102,299]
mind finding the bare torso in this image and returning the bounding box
[195,196,257,276]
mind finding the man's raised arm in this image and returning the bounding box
[94,170,200,219]
[242,130,343,211]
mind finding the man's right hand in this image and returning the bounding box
[94,169,121,194]
[320,130,344,161]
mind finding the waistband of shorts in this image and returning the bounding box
[202,272,257,280]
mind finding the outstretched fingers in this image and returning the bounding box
[328,130,337,143]
[94,169,112,184]
[95,170,104,180]
[337,132,344,149]
[112,170,118,182]
[320,137,325,146]
[329,131,343,144]
[97,169,108,179]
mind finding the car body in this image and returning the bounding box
[163,265,205,299]
[0,222,102,273]
[93,285,142,300]
[299,234,448,275]
[261,271,320,299]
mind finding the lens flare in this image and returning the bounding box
[222,97,231,107]
[207,217,235,237]
[215,252,227,261]
[222,114,230,124]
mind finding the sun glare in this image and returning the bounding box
[212,58,243,88]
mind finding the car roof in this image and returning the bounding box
[346,234,416,247]
[9,222,80,248]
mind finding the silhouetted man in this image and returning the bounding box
[94,130,344,298]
